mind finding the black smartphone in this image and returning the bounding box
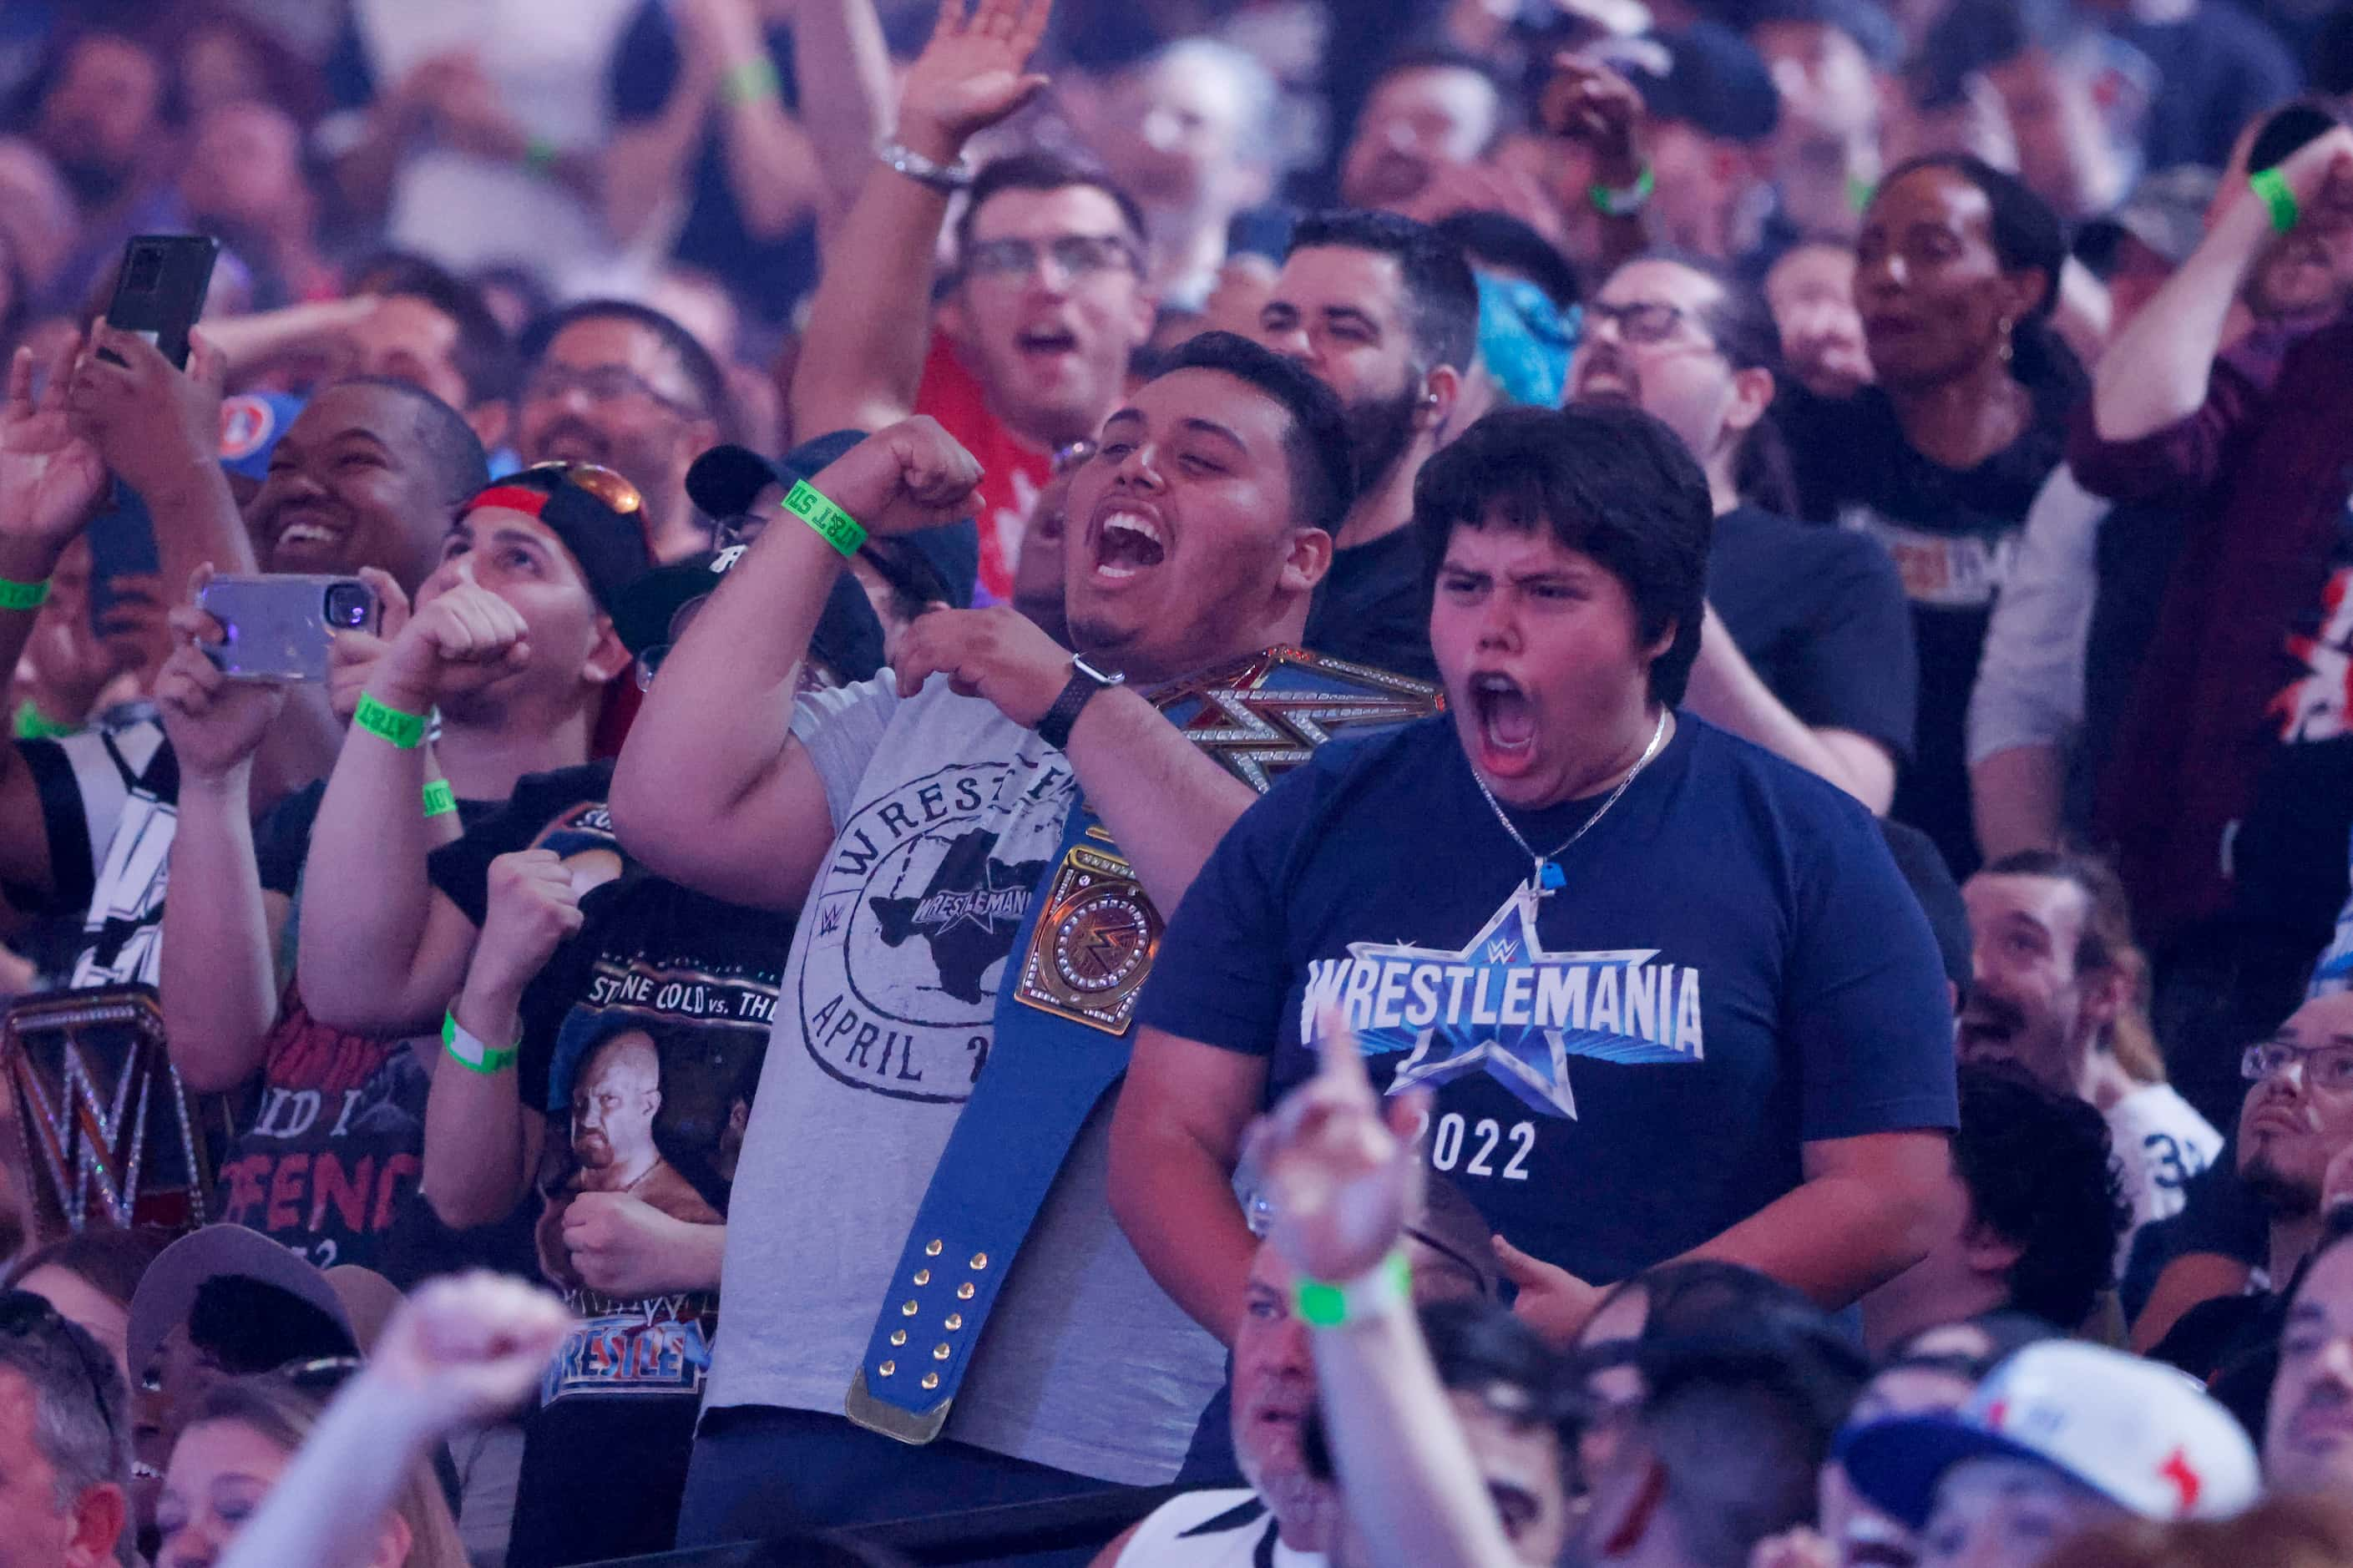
[100,235,220,369]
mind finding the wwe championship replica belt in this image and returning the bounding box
[3,986,231,1242]
[846,648,1443,1443]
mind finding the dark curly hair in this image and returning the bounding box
[1954,1065,2127,1331]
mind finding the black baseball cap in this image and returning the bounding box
[1592,23,1782,145]
[687,430,981,610]
[613,548,886,689]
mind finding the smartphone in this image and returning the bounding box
[198,575,379,682]
[100,235,220,369]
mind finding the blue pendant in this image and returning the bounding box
[1538,860,1566,892]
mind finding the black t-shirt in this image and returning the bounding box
[2227,499,2353,944]
[1783,382,2074,878]
[1303,525,1436,681]
[213,781,503,1279]
[427,761,794,1568]
[1709,503,1920,763]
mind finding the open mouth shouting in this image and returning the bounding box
[1467,669,1538,774]
[1086,499,1170,586]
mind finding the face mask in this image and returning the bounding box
[1475,272,1578,408]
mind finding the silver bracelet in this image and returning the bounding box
[877,138,974,192]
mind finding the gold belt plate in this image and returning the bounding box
[1014,845,1164,1034]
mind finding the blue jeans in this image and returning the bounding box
[675,1405,1111,1565]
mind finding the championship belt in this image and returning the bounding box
[2,985,232,1242]
[846,648,1442,1443]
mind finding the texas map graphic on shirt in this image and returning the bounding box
[1299,887,1703,1119]
[868,827,1050,1004]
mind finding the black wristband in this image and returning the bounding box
[1036,656,1123,750]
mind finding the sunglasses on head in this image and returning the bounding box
[468,462,647,520]
[0,1290,120,1451]
[272,1354,364,1393]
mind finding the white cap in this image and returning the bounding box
[1838,1340,2261,1528]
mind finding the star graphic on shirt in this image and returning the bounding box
[1333,886,1698,1120]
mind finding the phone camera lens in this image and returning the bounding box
[323,584,372,629]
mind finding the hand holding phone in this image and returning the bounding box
[156,589,287,786]
[198,574,381,683]
[99,235,219,371]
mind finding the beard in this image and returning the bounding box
[2243,1146,2320,1219]
[1340,378,1421,494]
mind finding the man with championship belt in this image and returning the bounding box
[612,328,1440,1544]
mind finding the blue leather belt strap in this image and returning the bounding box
[845,650,1442,1443]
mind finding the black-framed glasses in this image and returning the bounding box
[2243,1039,2353,1092]
[0,1290,120,1451]
[520,363,704,419]
[963,234,1141,284]
[1583,300,1709,348]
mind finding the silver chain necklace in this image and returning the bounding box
[1467,708,1668,896]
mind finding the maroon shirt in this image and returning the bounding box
[2069,316,2353,944]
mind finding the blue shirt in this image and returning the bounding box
[1139,714,1957,1285]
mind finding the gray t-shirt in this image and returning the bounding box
[705,674,1224,1483]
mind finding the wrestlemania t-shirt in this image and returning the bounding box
[1140,715,1958,1285]
[428,761,792,1567]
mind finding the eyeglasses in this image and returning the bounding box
[519,460,646,517]
[963,234,1140,284]
[0,1290,119,1453]
[2243,1040,2353,1093]
[1583,300,1709,348]
[521,363,704,418]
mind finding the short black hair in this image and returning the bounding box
[1953,1065,2128,1331]
[952,151,1148,262]
[331,376,491,506]
[1632,1316,1871,1568]
[1156,329,1354,536]
[519,299,737,441]
[349,250,519,407]
[1590,1259,1814,1347]
[1288,209,1482,374]
[1302,1299,1556,1482]
[1612,249,1799,514]
[1431,210,1581,310]
[186,1276,355,1373]
[1412,404,1713,706]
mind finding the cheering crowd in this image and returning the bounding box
[3,0,2353,1564]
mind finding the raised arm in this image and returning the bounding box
[297,563,526,1034]
[422,851,571,1228]
[610,417,983,907]
[154,590,291,1093]
[2092,128,2353,444]
[789,0,1052,436]
[0,335,110,915]
[790,0,896,215]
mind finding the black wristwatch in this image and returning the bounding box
[1035,654,1125,750]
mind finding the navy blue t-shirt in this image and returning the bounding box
[1140,714,1958,1286]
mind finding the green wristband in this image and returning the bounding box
[1590,165,1655,219]
[722,57,782,108]
[13,700,76,741]
[782,478,868,559]
[422,778,458,818]
[0,575,50,612]
[442,1011,518,1075]
[524,136,561,175]
[2252,167,2299,234]
[1294,1249,1413,1328]
[354,692,428,750]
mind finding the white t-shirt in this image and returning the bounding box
[16,709,175,988]
[2106,1081,2223,1266]
[1117,1490,1325,1568]
[705,675,1224,1484]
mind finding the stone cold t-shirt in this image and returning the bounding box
[1140,715,1959,1287]
[705,674,1225,1485]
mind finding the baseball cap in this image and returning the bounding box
[1837,1340,2261,1530]
[687,431,981,610]
[216,392,305,483]
[1591,23,1782,145]
[613,547,887,689]
[2077,166,2221,271]
[126,1224,355,1381]
[461,463,655,617]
